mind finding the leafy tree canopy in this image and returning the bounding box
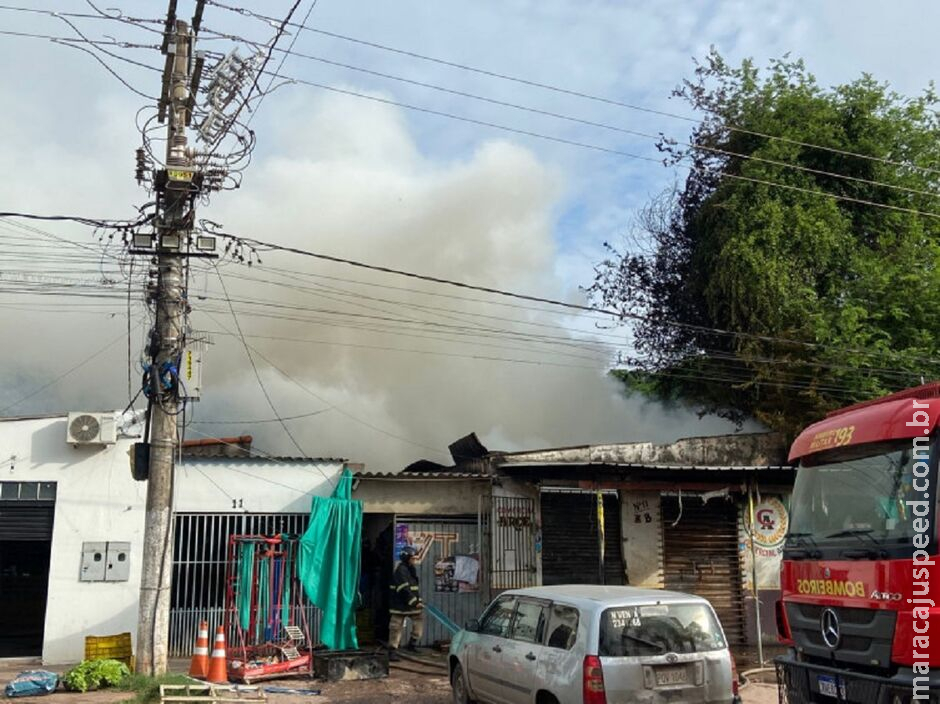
[590,49,940,436]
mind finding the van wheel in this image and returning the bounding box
[451,663,475,704]
[536,693,559,704]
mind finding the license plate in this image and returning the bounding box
[817,674,842,698]
[655,667,688,686]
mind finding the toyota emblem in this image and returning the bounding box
[821,608,841,649]
[665,653,679,664]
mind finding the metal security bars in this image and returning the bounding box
[169,513,318,657]
[490,496,537,590]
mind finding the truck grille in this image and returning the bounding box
[777,659,884,704]
[785,603,896,669]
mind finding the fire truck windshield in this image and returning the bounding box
[787,438,935,553]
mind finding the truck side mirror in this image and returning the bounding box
[465,619,480,633]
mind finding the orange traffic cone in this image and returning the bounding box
[206,626,228,684]
[188,621,209,678]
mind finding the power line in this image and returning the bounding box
[193,267,927,382]
[203,0,940,178]
[0,325,138,415]
[195,293,611,356]
[204,311,449,458]
[182,425,341,494]
[202,328,604,369]
[244,71,940,222]
[2,27,160,99]
[203,0,305,156]
[246,0,319,126]
[196,31,939,203]
[211,264,318,466]
[0,4,164,32]
[0,211,148,229]
[199,309,896,412]
[195,297,922,387]
[203,226,940,366]
[190,408,331,424]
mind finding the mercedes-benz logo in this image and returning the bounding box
[821,608,841,648]
[824,567,831,578]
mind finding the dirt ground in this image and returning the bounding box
[1,656,778,703]
[741,682,779,704]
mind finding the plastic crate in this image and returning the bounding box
[84,633,134,671]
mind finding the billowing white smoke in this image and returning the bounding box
[0,77,745,470]
[186,91,745,470]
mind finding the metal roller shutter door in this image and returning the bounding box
[540,492,624,586]
[0,503,55,541]
[661,496,746,644]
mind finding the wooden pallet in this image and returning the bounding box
[159,684,266,703]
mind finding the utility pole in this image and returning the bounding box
[136,16,192,676]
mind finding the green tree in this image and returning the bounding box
[590,50,940,435]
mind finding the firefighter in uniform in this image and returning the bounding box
[388,545,423,660]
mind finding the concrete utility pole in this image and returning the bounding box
[136,17,192,676]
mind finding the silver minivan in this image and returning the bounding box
[449,585,739,704]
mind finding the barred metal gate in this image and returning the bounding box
[489,496,537,590]
[170,513,319,657]
[393,516,484,645]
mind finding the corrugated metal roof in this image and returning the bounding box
[269,457,348,463]
[356,470,490,480]
[496,462,793,472]
[183,456,347,464]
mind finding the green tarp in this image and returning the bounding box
[298,468,363,650]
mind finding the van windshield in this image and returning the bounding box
[598,603,726,656]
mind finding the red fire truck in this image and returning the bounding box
[777,382,940,703]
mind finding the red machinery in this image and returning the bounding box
[776,382,940,702]
[224,535,314,683]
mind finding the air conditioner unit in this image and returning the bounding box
[67,412,117,446]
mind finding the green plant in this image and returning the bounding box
[62,659,131,692]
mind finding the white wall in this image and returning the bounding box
[353,477,488,515]
[176,458,342,514]
[0,414,344,665]
[0,415,147,665]
[620,491,664,588]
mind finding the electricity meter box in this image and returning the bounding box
[80,541,131,582]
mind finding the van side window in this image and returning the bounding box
[479,596,517,637]
[546,604,579,650]
[511,600,548,643]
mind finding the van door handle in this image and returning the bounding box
[492,645,502,653]
[525,652,536,661]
